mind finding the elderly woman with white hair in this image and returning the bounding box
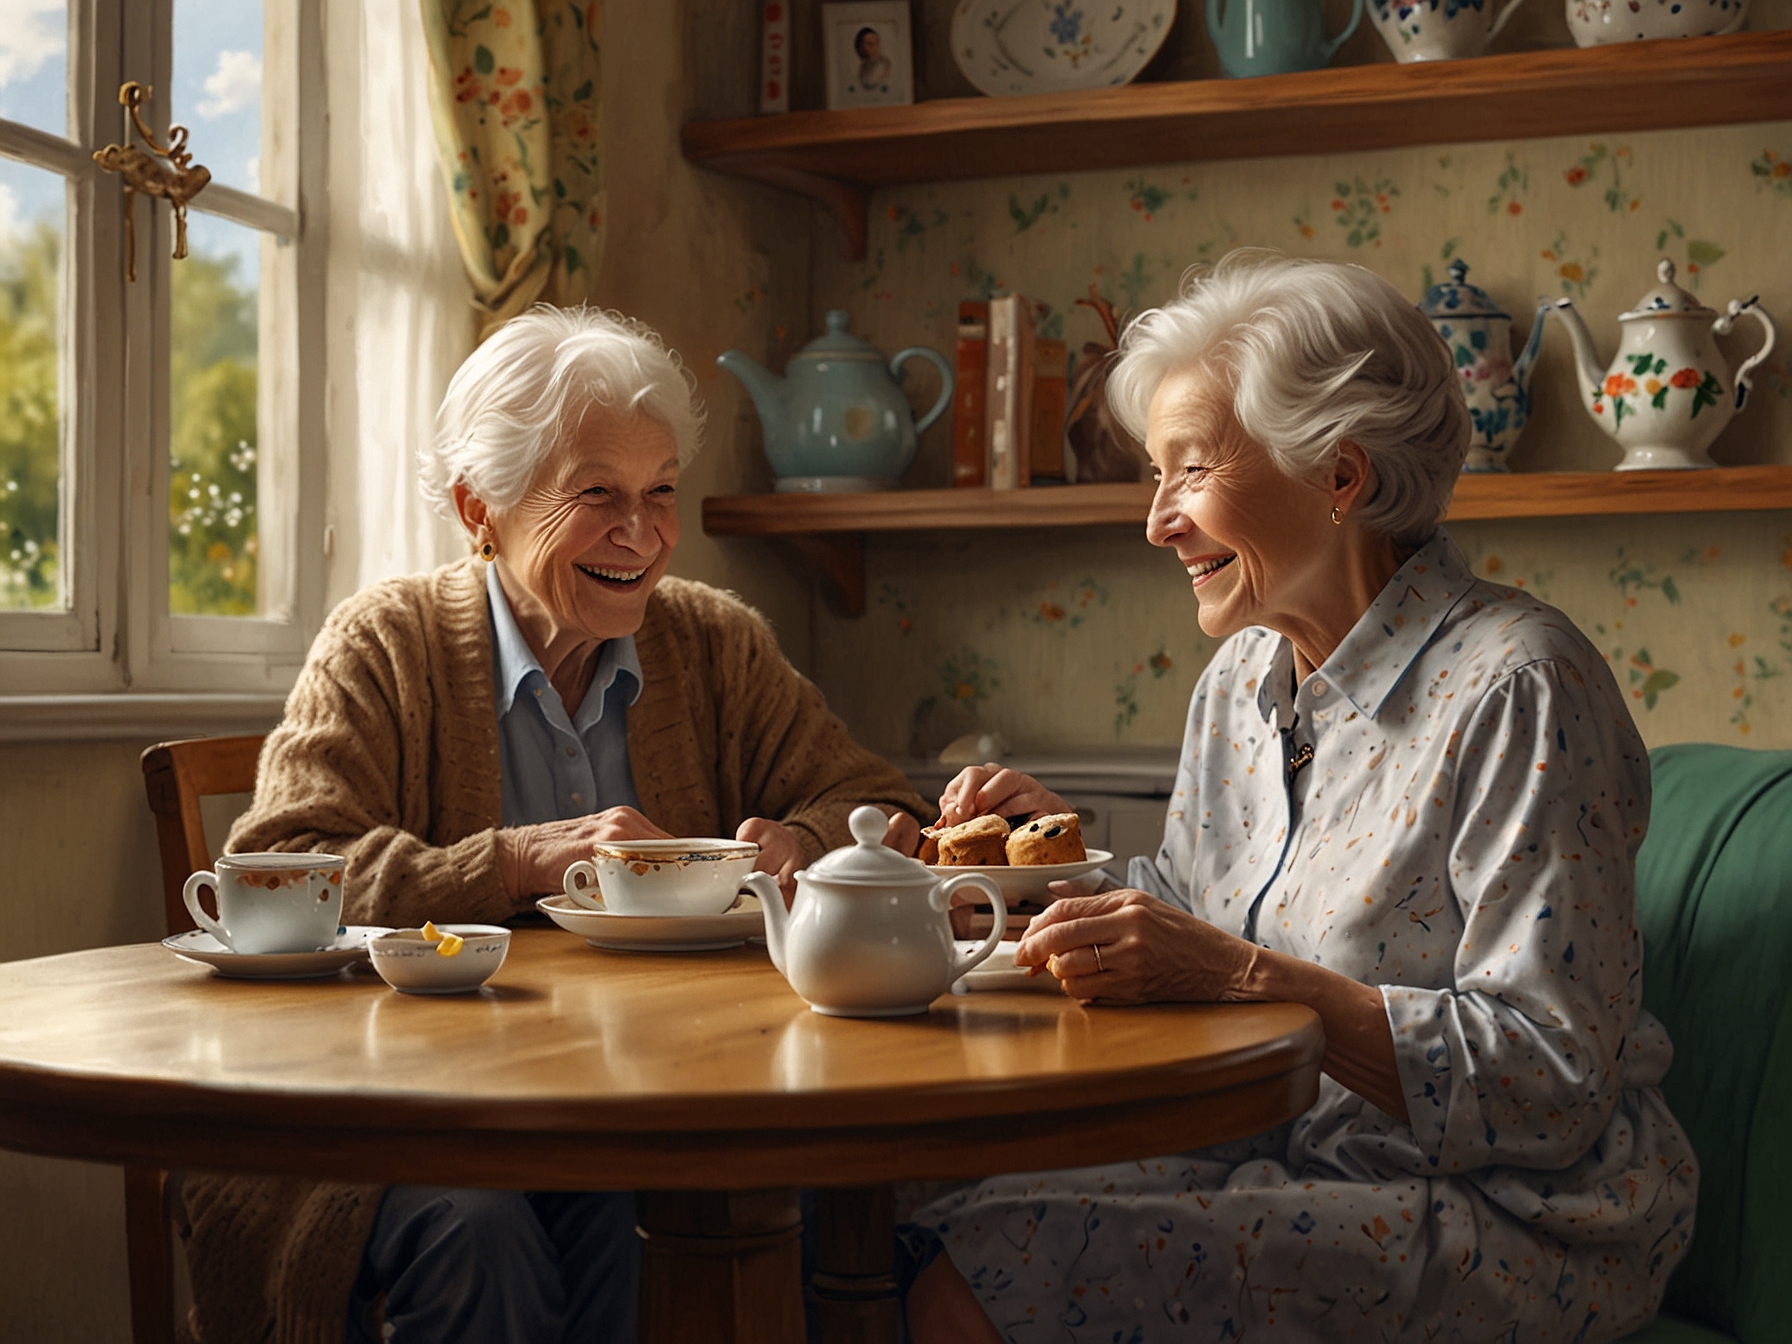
[902,253,1697,1343]
[180,306,927,1344]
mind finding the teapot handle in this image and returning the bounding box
[1485,0,1533,43]
[889,346,956,437]
[1321,0,1365,63]
[1715,297,1777,412]
[940,874,1007,986]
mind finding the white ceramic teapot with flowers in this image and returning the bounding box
[759,806,1007,1017]
[1566,0,1745,46]
[1552,260,1776,471]
[1369,0,1532,62]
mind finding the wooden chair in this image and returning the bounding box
[133,734,266,1344]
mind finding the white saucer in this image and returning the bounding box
[163,926,392,979]
[928,849,1114,901]
[536,893,767,952]
[951,941,1060,994]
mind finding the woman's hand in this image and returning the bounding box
[883,810,922,858]
[1018,889,1412,1121]
[498,807,673,904]
[736,817,804,906]
[1013,890,1256,1005]
[936,765,1071,828]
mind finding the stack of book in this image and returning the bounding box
[951,297,1069,490]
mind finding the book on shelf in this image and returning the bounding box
[952,301,988,488]
[758,3,789,114]
[985,294,1035,491]
[1030,337,1068,482]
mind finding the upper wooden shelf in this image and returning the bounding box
[702,466,1792,614]
[682,30,1792,258]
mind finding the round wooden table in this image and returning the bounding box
[0,929,1324,1343]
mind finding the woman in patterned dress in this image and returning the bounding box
[902,253,1697,1344]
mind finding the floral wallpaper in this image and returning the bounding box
[787,120,1792,756]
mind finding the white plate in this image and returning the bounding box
[928,849,1113,901]
[163,926,391,980]
[951,0,1177,98]
[951,941,1061,993]
[536,893,767,952]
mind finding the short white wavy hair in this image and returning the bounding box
[419,305,705,523]
[1106,251,1469,544]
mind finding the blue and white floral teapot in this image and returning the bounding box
[1417,259,1550,473]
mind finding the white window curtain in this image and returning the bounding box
[324,0,476,603]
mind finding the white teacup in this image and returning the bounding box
[562,839,762,917]
[182,852,347,955]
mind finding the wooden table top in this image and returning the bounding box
[0,930,1324,1189]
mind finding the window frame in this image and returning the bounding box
[0,0,329,698]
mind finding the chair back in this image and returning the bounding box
[1637,743,1792,1343]
[141,734,265,936]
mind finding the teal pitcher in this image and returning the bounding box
[1208,0,1364,76]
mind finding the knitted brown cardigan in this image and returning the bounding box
[180,559,926,1344]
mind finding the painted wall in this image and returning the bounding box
[790,40,1792,755]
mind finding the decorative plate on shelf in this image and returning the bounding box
[951,0,1177,98]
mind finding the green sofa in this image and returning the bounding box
[1625,744,1792,1344]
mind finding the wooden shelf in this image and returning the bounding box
[702,466,1792,614]
[682,31,1792,259]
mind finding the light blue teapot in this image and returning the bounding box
[1208,0,1364,76]
[718,311,954,492]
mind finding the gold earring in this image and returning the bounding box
[1330,505,1343,526]
[480,540,496,561]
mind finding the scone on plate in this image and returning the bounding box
[917,826,942,864]
[1006,812,1086,866]
[934,815,1010,866]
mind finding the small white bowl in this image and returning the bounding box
[368,924,511,994]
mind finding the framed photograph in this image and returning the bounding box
[822,1,914,109]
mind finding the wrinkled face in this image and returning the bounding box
[1143,366,1336,642]
[489,405,681,642]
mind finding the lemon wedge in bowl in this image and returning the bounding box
[370,924,510,994]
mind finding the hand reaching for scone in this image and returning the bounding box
[936,764,1070,829]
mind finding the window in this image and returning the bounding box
[0,0,324,695]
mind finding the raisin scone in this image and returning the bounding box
[1005,812,1085,865]
[934,815,1010,866]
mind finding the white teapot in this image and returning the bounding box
[761,806,1007,1017]
[1553,259,1776,471]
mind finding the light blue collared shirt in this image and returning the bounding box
[486,561,644,827]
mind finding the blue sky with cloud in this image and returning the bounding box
[1,0,265,287]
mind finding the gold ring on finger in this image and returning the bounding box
[1093,943,1105,973]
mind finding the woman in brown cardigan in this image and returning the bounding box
[180,306,928,1344]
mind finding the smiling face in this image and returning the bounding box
[483,404,681,644]
[1143,366,1343,648]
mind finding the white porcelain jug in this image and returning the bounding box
[1552,259,1776,471]
[1369,0,1531,62]
[760,806,1007,1017]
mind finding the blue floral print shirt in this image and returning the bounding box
[1127,527,1692,1230]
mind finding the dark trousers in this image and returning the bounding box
[345,1186,638,1343]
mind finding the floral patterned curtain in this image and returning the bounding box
[419,0,606,338]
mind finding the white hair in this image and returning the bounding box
[419,305,705,523]
[1106,251,1469,544]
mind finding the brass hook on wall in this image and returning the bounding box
[92,82,212,283]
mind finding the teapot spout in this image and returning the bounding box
[716,349,786,433]
[1512,299,1552,392]
[1551,297,1606,413]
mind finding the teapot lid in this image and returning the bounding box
[790,310,883,364]
[802,805,935,885]
[1620,259,1716,321]
[1417,259,1510,321]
